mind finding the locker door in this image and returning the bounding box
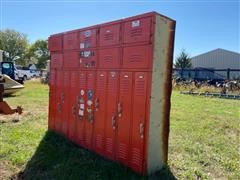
[105,71,119,159]
[51,53,63,69]
[63,32,78,50]
[99,48,120,69]
[77,72,87,146]
[48,35,62,52]
[68,71,78,142]
[130,72,148,173]
[93,71,107,154]
[80,29,97,49]
[48,69,56,130]
[99,24,120,46]
[62,71,70,136]
[116,72,133,165]
[55,70,64,133]
[84,71,95,149]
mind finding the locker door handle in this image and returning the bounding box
[140,123,144,139]
[95,97,99,111]
[112,115,116,130]
[117,102,122,117]
[61,93,65,103]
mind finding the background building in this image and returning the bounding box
[191,48,240,79]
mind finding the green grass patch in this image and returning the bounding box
[0,80,239,179]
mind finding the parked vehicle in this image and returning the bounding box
[29,69,40,77]
[15,65,32,80]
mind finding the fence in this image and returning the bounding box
[173,68,240,81]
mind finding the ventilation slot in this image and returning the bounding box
[135,80,145,96]
[130,28,142,37]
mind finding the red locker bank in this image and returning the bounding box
[48,12,176,175]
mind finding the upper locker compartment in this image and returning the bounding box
[63,32,79,50]
[99,24,120,47]
[79,29,97,49]
[48,35,62,52]
[51,53,63,69]
[123,17,152,44]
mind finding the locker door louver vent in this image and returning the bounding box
[131,148,142,166]
[104,33,113,41]
[118,143,127,160]
[130,28,143,38]
[120,79,130,93]
[79,74,86,87]
[71,73,77,87]
[106,137,113,153]
[104,55,113,63]
[129,54,143,63]
[97,75,106,91]
[108,77,117,93]
[135,79,145,96]
[96,134,103,149]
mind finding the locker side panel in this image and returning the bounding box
[104,71,119,159]
[130,72,148,173]
[68,71,78,142]
[85,71,95,149]
[93,71,107,154]
[48,69,56,130]
[77,72,87,146]
[48,35,62,52]
[116,72,133,165]
[62,71,70,136]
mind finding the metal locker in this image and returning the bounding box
[93,71,107,154]
[116,72,133,165]
[104,71,119,159]
[129,72,148,173]
[79,29,97,49]
[79,49,97,69]
[123,17,152,44]
[51,53,63,68]
[63,32,79,50]
[61,71,70,136]
[99,24,121,47]
[99,48,120,69]
[64,51,79,68]
[84,71,95,149]
[68,71,78,142]
[48,69,56,130]
[122,45,150,69]
[76,72,87,146]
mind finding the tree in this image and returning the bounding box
[26,40,49,69]
[0,29,28,62]
[175,49,192,68]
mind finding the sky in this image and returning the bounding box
[0,0,239,59]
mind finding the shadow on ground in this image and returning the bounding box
[12,131,176,180]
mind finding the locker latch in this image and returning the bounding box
[112,115,117,130]
[140,123,144,139]
[95,97,99,111]
[61,92,65,103]
[117,102,122,117]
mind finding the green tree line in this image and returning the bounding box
[0,29,49,69]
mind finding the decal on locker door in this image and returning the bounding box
[80,50,96,68]
[80,29,97,49]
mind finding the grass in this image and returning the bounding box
[0,80,239,179]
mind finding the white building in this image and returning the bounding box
[191,48,240,79]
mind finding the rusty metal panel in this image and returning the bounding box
[63,32,79,50]
[99,48,120,68]
[129,72,148,173]
[123,45,150,68]
[93,71,107,154]
[100,24,120,46]
[80,29,97,49]
[116,72,133,165]
[51,53,63,69]
[48,35,62,52]
[123,17,152,44]
[64,51,79,68]
[104,71,119,159]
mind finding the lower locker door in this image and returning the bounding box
[130,72,148,173]
[77,72,86,146]
[68,71,78,142]
[116,72,133,166]
[48,69,56,130]
[55,70,63,133]
[93,71,107,154]
[105,71,119,159]
[84,71,95,149]
[62,71,70,136]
